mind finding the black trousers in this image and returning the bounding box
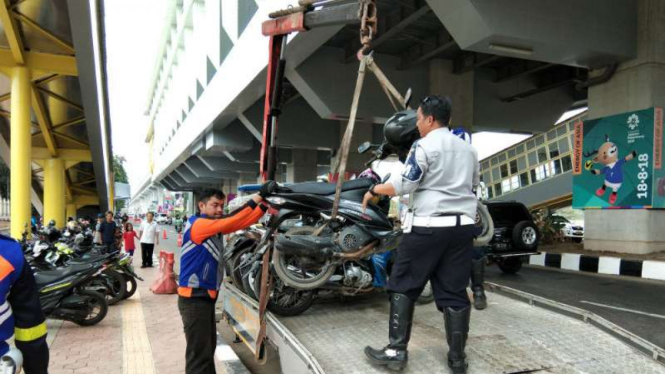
[178,296,217,374]
[141,243,155,266]
[387,224,474,310]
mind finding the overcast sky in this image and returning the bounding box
[104,2,561,192]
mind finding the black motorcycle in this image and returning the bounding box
[34,263,109,326]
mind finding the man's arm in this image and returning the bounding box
[190,199,267,244]
[8,258,49,373]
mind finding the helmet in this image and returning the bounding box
[384,109,419,150]
[357,168,382,184]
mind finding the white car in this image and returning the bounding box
[553,216,584,243]
[155,213,169,224]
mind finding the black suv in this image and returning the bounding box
[483,201,540,274]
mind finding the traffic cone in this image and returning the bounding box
[162,229,167,240]
[177,233,183,247]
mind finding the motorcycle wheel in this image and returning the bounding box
[97,270,126,305]
[230,246,254,293]
[272,227,336,291]
[473,203,494,247]
[250,264,314,317]
[71,290,109,326]
[417,281,434,304]
[123,273,137,299]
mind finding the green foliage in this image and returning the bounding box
[116,200,126,210]
[113,156,128,183]
[531,208,566,244]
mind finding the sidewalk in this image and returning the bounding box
[46,226,227,374]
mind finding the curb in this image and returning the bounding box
[527,252,665,281]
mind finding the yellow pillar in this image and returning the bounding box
[43,159,66,227]
[9,67,32,239]
[66,203,77,220]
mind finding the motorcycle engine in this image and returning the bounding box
[336,225,373,253]
[343,264,373,289]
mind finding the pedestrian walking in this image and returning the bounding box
[123,222,139,256]
[178,184,273,374]
[363,96,479,373]
[94,213,103,244]
[138,212,159,268]
[98,211,118,254]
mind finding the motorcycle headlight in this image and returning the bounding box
[266,197,286,206]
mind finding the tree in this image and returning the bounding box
[113,156,128,210]
[113,155,128,183]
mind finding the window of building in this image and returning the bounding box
[508,148,516,158]
[557,126,567,137]
[568,121,575,132]
[561,155,572,172]
[502,179,511,193]
[481,160,490,170]
[498,153,507,162]
[510,175,519,190]
[500,164,509,178]
[549,142,560,158]
[550,159,562,175]
[492,167,500,181]
[491,157,498,166]
[533,164,547,181]
[547,129,557,141]
[558,138,570,154]
[528,151,538,166]
[495,183,502,196]
[526,139,535,150]
[482,171,491,184]
[530,169,537,184]
[537,147,548,163]
[487,186,494,199]
[535,135,545,146]
[517,156,527,171]
[510,160,518,174]
[520,172,529,187]
[516,144,525,154]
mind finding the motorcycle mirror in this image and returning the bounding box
[403,88,412,109]
[382,173,391,183]
[358,141,372,154]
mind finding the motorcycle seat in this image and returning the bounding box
[34,263,95,287]
[281,178,374,195]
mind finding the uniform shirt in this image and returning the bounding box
[0,234,49,373]
[389,127,479,219]
[140,220,158,244]
[600,159,625,184]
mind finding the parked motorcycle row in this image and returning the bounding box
[19,223,142,326]
[224,139,494,317]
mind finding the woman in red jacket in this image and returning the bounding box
[122,222,139,256]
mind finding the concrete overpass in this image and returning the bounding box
[0,0,115,237]
[131,0,665,254]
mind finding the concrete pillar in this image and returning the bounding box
[584,0,665,254]
[429,59,475,129]
[10,67,32,239]
[331,121,374,177]
[66,203,77,220]
[44,159,66,228]
[286,149,318,183]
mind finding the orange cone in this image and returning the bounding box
[162,229,167,240]
[177,233,183,247]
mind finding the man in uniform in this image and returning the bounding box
[0,234,49,373]
[178,184,274,374]
[362,96,479,373]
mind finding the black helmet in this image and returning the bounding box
[384,109,419,150]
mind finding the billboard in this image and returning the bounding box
[573,107,663,209]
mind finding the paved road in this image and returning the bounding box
[485,264,665,349]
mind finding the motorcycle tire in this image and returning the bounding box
[251,265,314,317]
[272,227,336,291]
[473,203,494,247]
[497,256,523,274]
[100,270,127,305]
[123,274,137,299]
[230,245,255,293]
[71,290,109,326]
[417,281,434,304]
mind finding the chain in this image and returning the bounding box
[357,0,377,60]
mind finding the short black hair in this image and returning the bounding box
[198,188,225,204]
[418,95,452,126]
[105,211,113,217]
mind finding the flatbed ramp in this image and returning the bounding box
[222,283,665,374]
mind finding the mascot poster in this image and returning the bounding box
[573,107,663,209]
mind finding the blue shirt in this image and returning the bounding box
[600,159,626,184]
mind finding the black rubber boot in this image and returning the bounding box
[444,306,471,374]
[470,258,487,310]
[365,293,415,371]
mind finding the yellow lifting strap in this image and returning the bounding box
[15,322,47,341]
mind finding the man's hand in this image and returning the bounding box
[252,195,263,204]
[362,191,374,212]
[259,180,278,198]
